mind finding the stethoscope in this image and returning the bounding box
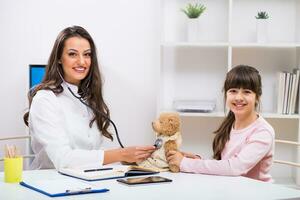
[58,71,163,149]
[154,138,163,149]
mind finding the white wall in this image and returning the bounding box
[0,0,160,166]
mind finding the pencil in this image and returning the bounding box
[4,145,8,158]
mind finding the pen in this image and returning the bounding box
[84,167,113,172]
[65,187,91,194]
[65,188,109,195]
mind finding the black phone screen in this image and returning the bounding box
[117,176,172,185]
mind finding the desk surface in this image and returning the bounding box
[1,169,300,200]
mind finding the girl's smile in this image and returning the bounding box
[226,88,258,128]
[232,101,246,107]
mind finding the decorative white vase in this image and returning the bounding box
[256,19,268,43]
[187,18,199,42]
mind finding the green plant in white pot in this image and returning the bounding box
[181,2,206,42]
[255,11,270,43]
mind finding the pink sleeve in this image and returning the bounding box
[180,130,273,176]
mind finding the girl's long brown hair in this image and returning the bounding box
[212,65,262,160]
[23,26,113,141]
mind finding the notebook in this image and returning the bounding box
[20,178,109,197]
[59,165,159,181]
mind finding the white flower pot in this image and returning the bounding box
[187,18,199,42]
[256,19,268,43]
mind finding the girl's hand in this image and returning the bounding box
[181,151,201,159]
[166,150,184,169]
[121,146,156,163]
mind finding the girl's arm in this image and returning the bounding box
[177,129,273,176]
[181,151,201,159]
[167,151,201,168]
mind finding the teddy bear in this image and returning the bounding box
[138,112,182,172]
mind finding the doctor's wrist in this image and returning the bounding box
[103,148,123,164]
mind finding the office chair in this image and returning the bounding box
[274,139,300,189]
[0,135,34,161]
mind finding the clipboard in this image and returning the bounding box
[20,179,109,197]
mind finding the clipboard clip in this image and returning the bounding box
[65,187,92,194]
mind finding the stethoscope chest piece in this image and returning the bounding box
[154,138,163,149]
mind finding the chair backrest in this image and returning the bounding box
[274,139,300,167]
[0,135,35,161]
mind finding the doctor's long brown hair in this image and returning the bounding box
[23,26,113,141]
[212,65,262,160]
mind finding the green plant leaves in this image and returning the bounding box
[255,11,269,19]
[181,3,206,19]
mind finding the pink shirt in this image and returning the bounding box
[180,116,275,182]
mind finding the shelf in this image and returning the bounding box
[262,113,300,119]
[161,42,229,47]
[231,43,300,48]
[176,112,300,119]
[162,42,300,48]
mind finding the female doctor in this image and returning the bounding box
[23,26,155,170]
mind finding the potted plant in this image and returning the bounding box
[181,2,206,42]
[255,11,269,43]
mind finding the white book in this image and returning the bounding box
[277,72,285,114]
[289,73,297,114]
[287,74,295,114]
[293,69,300,114]
[283,72,289,114]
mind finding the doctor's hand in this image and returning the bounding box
[166,150,184,169]
[103,146,155,165]
[121,146,156,163]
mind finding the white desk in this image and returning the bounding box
[1,170,300,200]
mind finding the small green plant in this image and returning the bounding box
[255,11,269,19]
[181,3,206,19]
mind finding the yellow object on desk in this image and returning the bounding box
[4,157,23,183]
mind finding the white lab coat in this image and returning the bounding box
[29,83,104,170]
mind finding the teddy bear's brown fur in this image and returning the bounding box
[138,112,182,172]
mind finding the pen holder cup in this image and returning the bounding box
[4,157,23,183]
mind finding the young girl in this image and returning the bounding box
[167,65,275,182]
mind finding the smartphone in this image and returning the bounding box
[117,176,172,185]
